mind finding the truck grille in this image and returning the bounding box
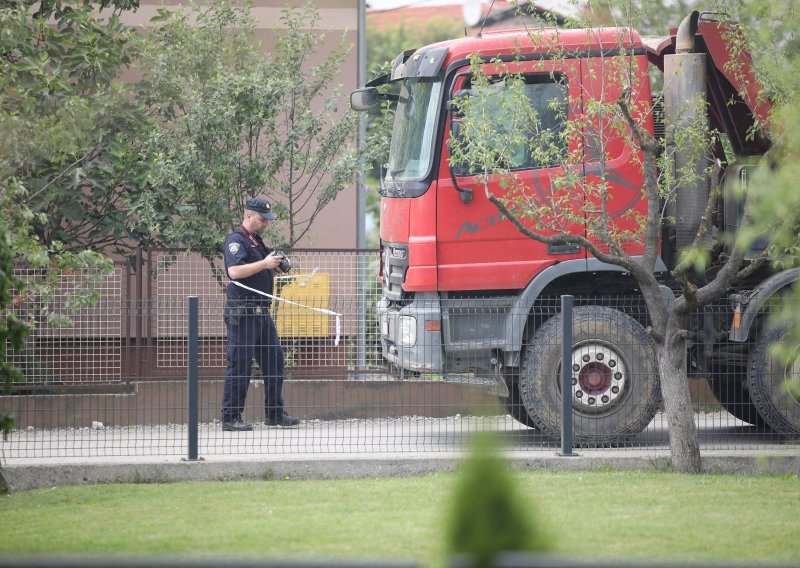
[381,242,409,301]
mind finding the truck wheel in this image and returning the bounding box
[504,376,537,428]
[747,326,800,435]
[519,306,660,444]
[706,369,766,427]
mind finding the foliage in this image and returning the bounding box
[446,434,548,567]
[136,0,367,261]
[132,0,274,263]
[728,0,800,393]
[448,53,572,210]
[0,218,27,438]
[449,48,667,266]
[4,0,366,286]
[0,0,117,391]
[262,3,364,247]
[2,0,362,385]
[580,0,695,33]
[0,180,113,385]
[1,0,151,257]
[1,216,19,489]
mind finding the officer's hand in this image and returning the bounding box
[263,251,282,270]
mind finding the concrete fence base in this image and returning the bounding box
[1,380,501,429]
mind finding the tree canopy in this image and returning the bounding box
[0,0,364,397]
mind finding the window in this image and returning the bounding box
[386,78,443,182]
[451,74,568,174]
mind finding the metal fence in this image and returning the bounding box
[2,249,798,462]
[7,248,383,384]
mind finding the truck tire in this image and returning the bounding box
[519,306,660,444]
[706,369,766,427]
[504,376,537,428]
[747,326,800,435]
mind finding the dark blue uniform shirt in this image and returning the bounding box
[223,227,274,301]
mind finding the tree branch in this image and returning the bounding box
[26,147,101,203]
[690,175,771,308]
[618,93,661,273]
[485,188,637,272]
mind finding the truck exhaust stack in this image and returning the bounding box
[664,10,710,252]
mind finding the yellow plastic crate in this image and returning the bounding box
[274,271,330,338]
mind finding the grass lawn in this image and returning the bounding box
[1,470,799,566]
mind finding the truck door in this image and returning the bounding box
[580,51,652,258]
[436,58,585,292]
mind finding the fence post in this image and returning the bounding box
[133,245,144,382]
[560,295,576,457]
[356,251,366,371]
[186,295,200,461]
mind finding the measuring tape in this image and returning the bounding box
[232,280,341,346]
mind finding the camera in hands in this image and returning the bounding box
[274,250,292,273]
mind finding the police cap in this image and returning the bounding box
[245,197,277,221]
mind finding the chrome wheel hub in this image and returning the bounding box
[570,342,627,410]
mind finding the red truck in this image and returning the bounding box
[351,11,799,442]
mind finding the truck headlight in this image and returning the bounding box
[398,315,417,347]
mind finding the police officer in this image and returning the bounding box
[221,197,300,431]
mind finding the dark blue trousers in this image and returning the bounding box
[222,309,285,423]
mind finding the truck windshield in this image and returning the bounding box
[385,78,442,186]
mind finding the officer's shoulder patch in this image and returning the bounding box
[228,242,241,254]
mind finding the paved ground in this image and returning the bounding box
[2,413,798,491]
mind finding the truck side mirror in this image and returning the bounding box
[448,121,471,177]
[350,88,380,111]
[447,89,470,117]
[447,120,474,204]
[446,83,475,204]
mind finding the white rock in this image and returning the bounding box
[91,421,105,430]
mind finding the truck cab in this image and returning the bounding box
[353,12,799,441]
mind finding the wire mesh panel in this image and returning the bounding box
[152,251,227,369]
[2,381,192,458]
[3,255,799,461]
[8,265,124,385]
[148,249,385,375]
[269,249,385,374]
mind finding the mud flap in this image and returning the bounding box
[485,372,510,398]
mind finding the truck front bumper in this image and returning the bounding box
[377,293,443,373]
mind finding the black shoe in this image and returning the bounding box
[265,412,300,427]
[222,418,253,432]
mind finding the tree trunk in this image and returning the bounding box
[656,323,702,473]
[0,467,9,494]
